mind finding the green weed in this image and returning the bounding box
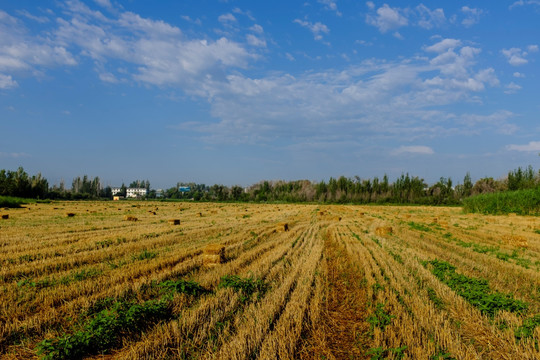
[422,260,528,317]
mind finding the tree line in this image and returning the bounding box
[1,166,539,205]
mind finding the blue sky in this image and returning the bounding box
[1,0,540,188]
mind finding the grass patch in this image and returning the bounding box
[408,221,433,232]
[218,275,267,302]
[422,260,528,317]
[463,188,540,215]
[367,303,394,330]
[0,195,29,208]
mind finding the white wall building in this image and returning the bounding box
[126,188,147,198]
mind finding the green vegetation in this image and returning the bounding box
[422,260,528,317]
[515,314,540,341]
[367,303,395,330]
[0,195,28,208]
[36,277,207,359]
[408,221,433,232]
[218,275,267,302]
[463,188,540,215]
[37,298,170,359]
[367,345,407,359]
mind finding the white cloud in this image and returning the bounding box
[504,82,522,94]
[0,10,76,84]
[293,19,330,41]
[425,38,461,53]
[507,141,540,152]
[501,47,530,66]
[513,71,525,78]
[53,7,254,87]
[528,44,539,52]
[246,34,266,47]
[392,146,434,155]
[366,4,408,33]
[250,24,264,34]
[0,74,17,89]
[461,6,483,27]
[16,10,50,23]
[218,13,237,24]
[318,0,342,16]
[180,15,202,25]
[416,4,445,29]
[366,2,375,10]
[99,72,119,83]
[510,1,540,9]
[94,0,113,9]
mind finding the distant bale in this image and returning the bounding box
[203,244,225,267]
[358,212,365,216]
[168,219,180,225]
[503,235,528,248]
[124,215,138,222]
[438,221,449,228]
[197,212,203,217]
[1,214,8,219]
[66,213,75,217]
[276,222,289,232]
[375,226,393,237]
[333,216,342,222]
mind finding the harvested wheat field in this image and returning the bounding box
[0,201,539,359]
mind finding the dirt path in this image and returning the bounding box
[299,226,372,359]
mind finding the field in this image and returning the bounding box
[0,201,539,359]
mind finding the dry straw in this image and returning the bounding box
[124,215,138,222]
[503,235,528,248]
[276,222,289,232]
[375,226,393,236]
[203,244,225,267]
[168,219,180,225]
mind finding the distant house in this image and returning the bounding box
[126,188,147,198]
[111,187,122,196]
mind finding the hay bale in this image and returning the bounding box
[66,213,75,217]
[333,216,342,222]
[168,219,180,225]
[197,212,203,217]
[375,226,393,236]
[1,214,8,219]
[124,215,138,222]
[276,222,289,232]
[203,244,225,266]
[503,235,528,248]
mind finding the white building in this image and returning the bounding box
[126,188,147,198]
[111,187,122,195]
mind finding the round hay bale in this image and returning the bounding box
[375,226,393,237]
[197,212,203,217]
[124,215,138,222]
[168,219,180,225]
[1,214,9,219]
[276,222,289,232]
[66,213,75,217]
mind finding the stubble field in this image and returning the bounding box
[0,201,539,359]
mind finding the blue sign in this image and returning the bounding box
[179,186,191,192]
